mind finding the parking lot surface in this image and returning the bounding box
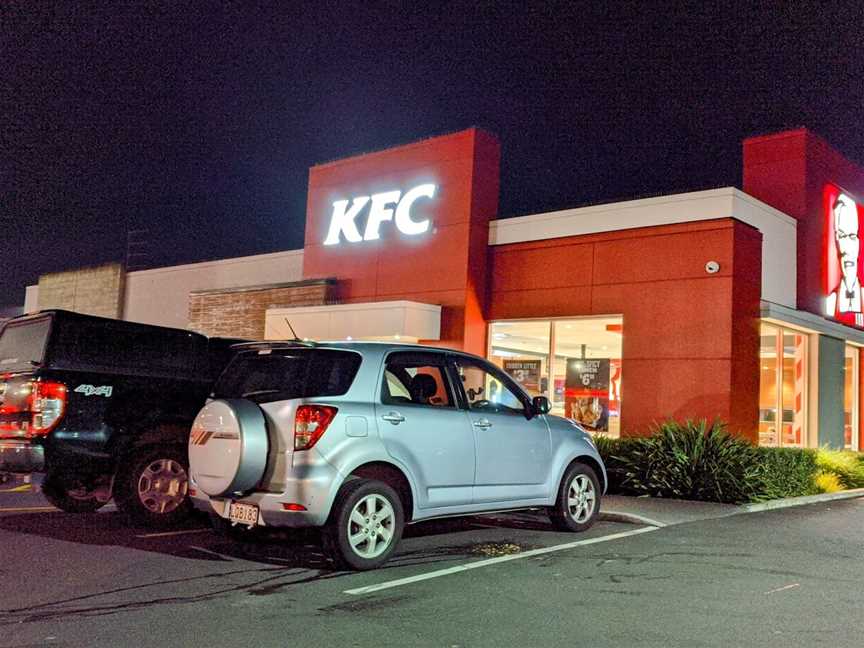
[2,481,863,647]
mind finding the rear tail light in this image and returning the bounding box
[31,381,67,435]
[0,379,67,438]
[294,405,337,451]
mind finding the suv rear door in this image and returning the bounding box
[375,350,474,509]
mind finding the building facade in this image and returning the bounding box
[24,128,864,448]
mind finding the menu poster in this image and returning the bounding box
[503,359,542,395]
[564,358,610,432]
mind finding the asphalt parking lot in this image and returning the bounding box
[2,478,864,648]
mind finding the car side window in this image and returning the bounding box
[381,352,454,408]
[454,358,526,415]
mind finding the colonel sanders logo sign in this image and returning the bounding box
[826,186,864,328]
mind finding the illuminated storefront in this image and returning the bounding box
[23,128,864,448]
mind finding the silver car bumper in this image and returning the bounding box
[191,453,343,528]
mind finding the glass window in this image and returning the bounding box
[553,319,622,435]
[844,345,859,450]
[381,352,453,408]
[214,349,362,403]
[759,324,808,447]
[0,317,50,372]
[487,321,550,399]
[453,357,526,415]
[758,325,780,446]
[782,332,807,447]
[487,317,623,433]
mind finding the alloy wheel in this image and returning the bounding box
[567,474,596,523]
[346,493,396,559]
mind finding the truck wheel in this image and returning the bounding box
[323,479,404,571]
[115,445,192,527]
[42,474,107,513]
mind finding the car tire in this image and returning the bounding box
[548,461,601,532]
[114,445,192,527]
[42,473,107,513]
[324,479,404,571]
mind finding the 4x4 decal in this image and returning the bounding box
[75,384,113,397]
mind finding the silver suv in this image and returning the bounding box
[188,342,606,570]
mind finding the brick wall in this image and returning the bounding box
[188,279,334,339]
[37,263,125,318]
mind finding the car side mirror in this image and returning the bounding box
[531,396,551,417]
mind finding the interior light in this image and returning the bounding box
[394,334,401,340]
[346,336,353,341]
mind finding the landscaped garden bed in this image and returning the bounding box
[595,420,864,504]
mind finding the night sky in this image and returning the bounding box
[4,1,863,306]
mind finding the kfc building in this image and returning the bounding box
[23,127,864,448]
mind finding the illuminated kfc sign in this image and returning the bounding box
[825,184,864,327]
[323,183,437,246]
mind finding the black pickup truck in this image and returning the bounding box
[0,310,240,526]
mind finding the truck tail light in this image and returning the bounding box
[29,380,67,436]
[294,405,337,451]
[0,379,67,438]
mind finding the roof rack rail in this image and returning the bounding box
[230,340,320,350]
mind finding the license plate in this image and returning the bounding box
[228,502,259,527]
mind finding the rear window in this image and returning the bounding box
[0,318,50,372]
[213,349,362,402]
[48,319,205,378]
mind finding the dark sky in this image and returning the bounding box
[4,1,864,305]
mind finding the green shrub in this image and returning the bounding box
[593,434,649,494]
[596,422,862,503]
[815,448,864,489]
[610,419,763,504]
[752,447,819,500]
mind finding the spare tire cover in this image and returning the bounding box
[189,399,268,497]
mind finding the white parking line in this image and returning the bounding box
[0,506,58,513]
[344,525,661,596]
[764,583,800,595]
[136,528,210,538]
[188,545,236,560]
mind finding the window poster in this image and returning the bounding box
[564,358,610,432]
[503,359,542,395]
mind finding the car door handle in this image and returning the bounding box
[381,412,406,425]
[472,418,492,429]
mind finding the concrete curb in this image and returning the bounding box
[741,488,864,513]
[599,511,668,528]
[601,489,864,528]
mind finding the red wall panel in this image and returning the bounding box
[303,128,500,355]
[488,219,762,438]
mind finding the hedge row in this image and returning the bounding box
[595,419,864,504]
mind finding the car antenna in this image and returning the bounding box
[284,318,300,341]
